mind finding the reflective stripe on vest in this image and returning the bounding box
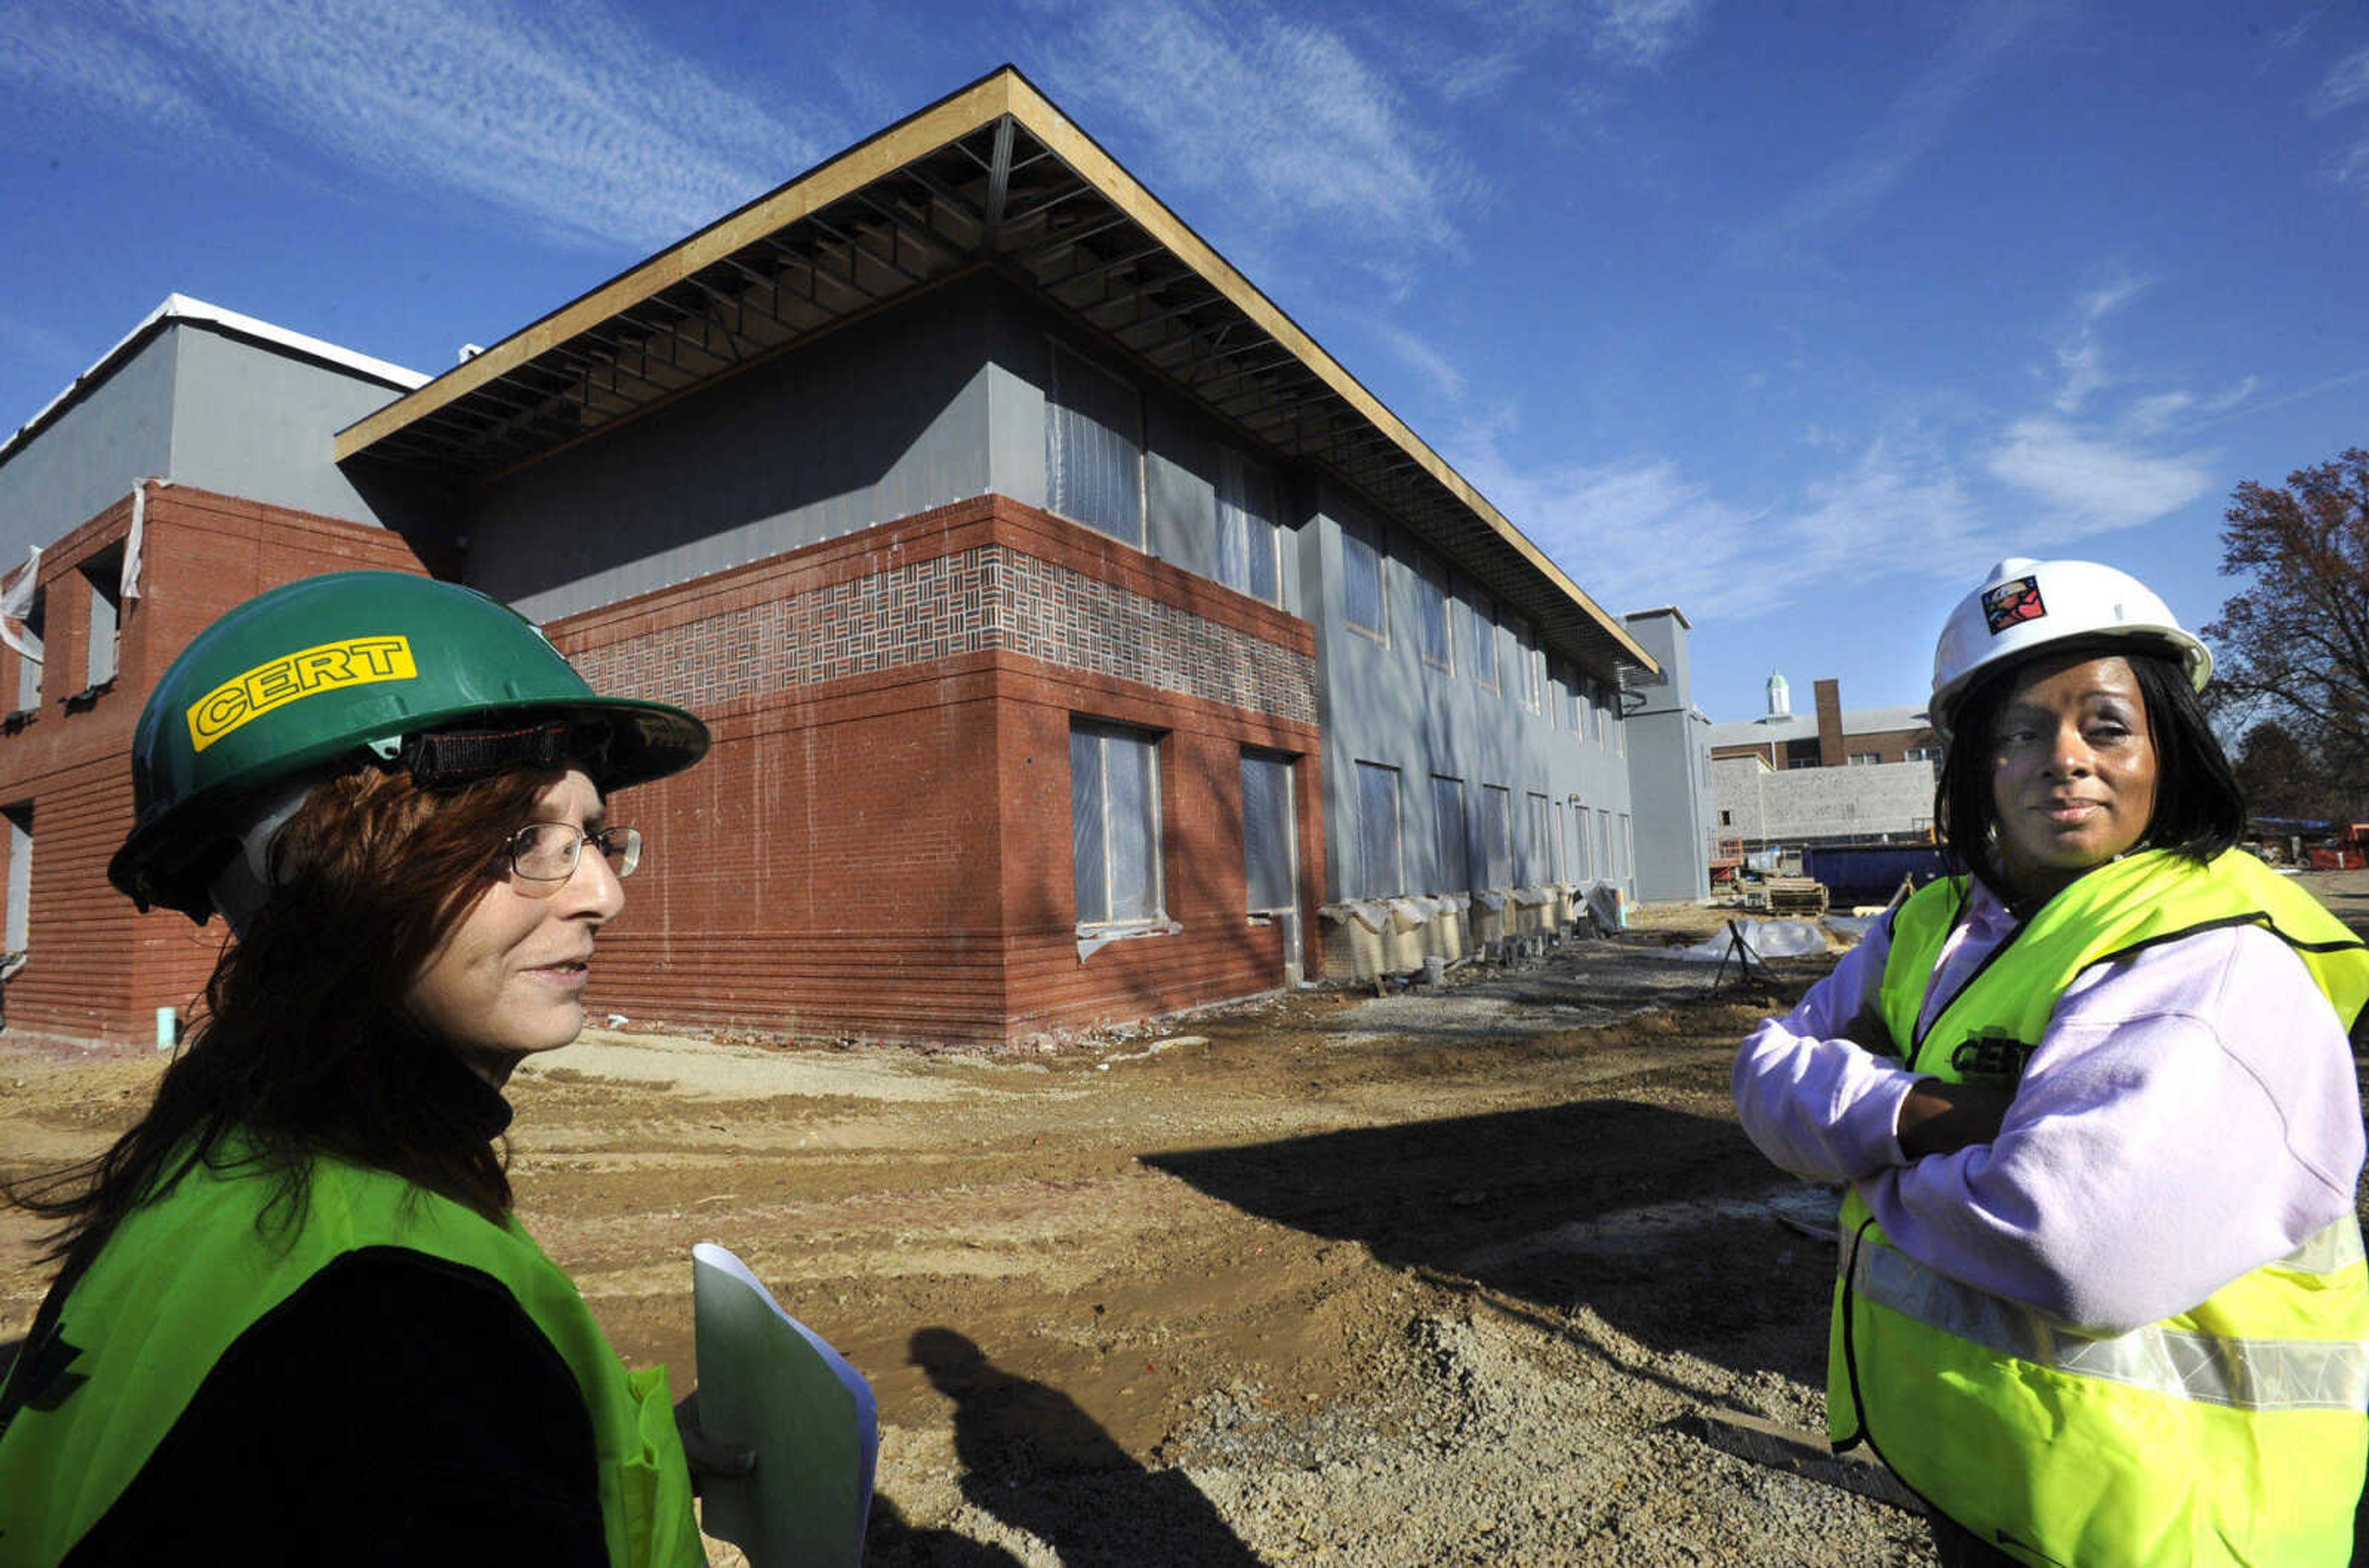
[1852,1221,2369,1411]
[0,1146,705,1568]
[1831,849,2369,1568]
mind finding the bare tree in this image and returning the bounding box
[2204,447,2369,778]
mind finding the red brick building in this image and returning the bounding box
[0,70,1690,1048]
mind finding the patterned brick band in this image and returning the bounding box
[573,544,1319,724]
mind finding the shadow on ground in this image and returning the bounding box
[869,1328,1261,1566]
[1145,1099,1834,1391]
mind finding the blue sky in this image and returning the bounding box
[3,0,2365,724]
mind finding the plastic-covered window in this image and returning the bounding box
[1343,523,1386,639]
[1072,724,1162,926]
[1431,776,1468,893]
[1355,761,1402,899]
[1242,752,1296,912]
[1480,785,1512,888]
[1048,344,1144,547]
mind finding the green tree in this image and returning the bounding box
[2205,447,2369,782]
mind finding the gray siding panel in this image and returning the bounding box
[169,328,405,526]
[470,284,998,621]
[0,334,178,557]
[1309,475,1632,901]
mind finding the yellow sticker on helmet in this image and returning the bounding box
[186,636,417,752]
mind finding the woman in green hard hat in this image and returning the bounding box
[0,571,731,1566]
[1735,558,2369,1566]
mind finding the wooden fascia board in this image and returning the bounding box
[334,65,1657,678]
[334,73,1022,463]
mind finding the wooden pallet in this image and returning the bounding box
[1763,877,1829,916]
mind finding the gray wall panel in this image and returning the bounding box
[1309,475,1634,903]
[1621,609,1713,902]
[170,328,406,526]
[469,281,999,621]
[0,334,178,558]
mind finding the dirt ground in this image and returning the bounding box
[9,873,2369,1565]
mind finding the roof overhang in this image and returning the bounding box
[335,67,1655,677]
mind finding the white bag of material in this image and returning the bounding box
[1669,918,1826,963]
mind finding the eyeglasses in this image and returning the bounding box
[502,822,642,891]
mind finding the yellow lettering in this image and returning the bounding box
[186,635,418,753]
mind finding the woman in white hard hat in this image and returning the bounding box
[0,572,739,1566]
[1734,558,2369,1567]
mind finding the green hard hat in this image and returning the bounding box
[110,571,709,919]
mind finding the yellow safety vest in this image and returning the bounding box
[0,1144,704,1568]
[1830,849,2369,1566]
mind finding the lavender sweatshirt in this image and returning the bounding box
[1733,876,2365,1335]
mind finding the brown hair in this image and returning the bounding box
[8,764,560,1279]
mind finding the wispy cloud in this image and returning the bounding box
[1985,416,2215,535]
[2312,43,2369,114]
[2051,273,2149,413]
[1409,0,1704,109]
[1373,323,1468,403]
[1737,0,2042,258]
[1452,416,1983,624]
[1587,0,1710,70]
[1035,0,1478,254]
[0,0,833,252]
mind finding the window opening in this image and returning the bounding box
[1047,342,1144,547]
[1071,722,1163,926]
[1217,449,1281,605]
[4,804,30,954]
[1241,751,1297,914]
[1343,521,1386,641]
[1468,597,1497,690]
[1431,775,1468,893]
[81,546,124,691]
[1479,785,1512,889]
[1354,761,1402,898]
[1417,558,1453,671]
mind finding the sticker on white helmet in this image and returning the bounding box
[1980,576,2046,635]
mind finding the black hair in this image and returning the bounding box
[1935,643,2244,897]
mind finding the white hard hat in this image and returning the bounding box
[1929,557,2211,736]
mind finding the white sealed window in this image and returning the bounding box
[1217,449,1281,605]
[1417,558,1453,671]
[1573,801,1595,880]
[1241,751,1297,913]
[1047,343,1144,548]
[1516,622,1542,713]
[1343,522,1386,640]
[1431,775,1468,893]
[1527,793,1552,883]
[1479,785,1513,888]
[1355,761,1402,899]
[1072,723,1162,926]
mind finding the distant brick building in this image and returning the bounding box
[0,68,1710,1048]
[1707,672,1938,848]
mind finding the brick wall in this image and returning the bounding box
[550,494,1325,1045]
[0,484,425,1043]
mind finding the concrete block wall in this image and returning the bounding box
[1712,753,1937,846]
[549,493,1325,1045]
[0,484,426,1043]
